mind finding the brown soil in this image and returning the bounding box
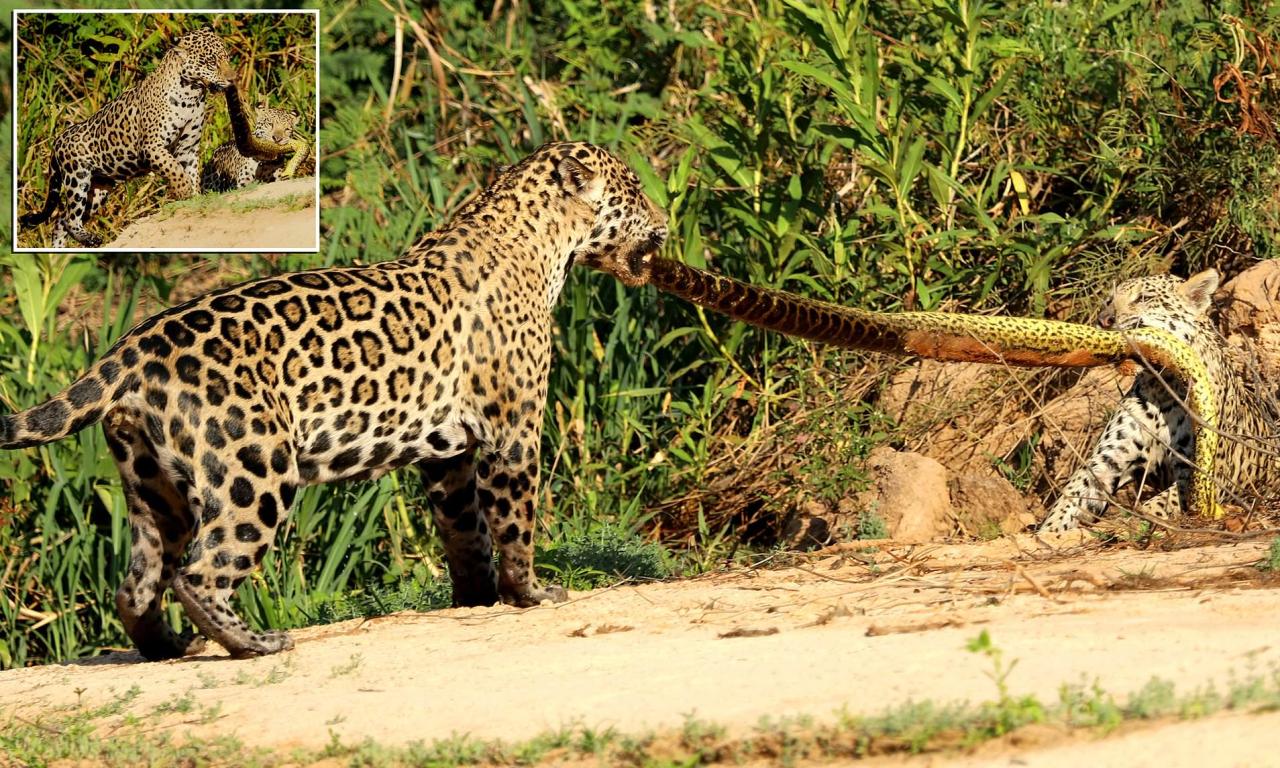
[103,177,317,250]
[2,534,1278,764]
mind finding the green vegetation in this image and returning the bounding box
[2,0,1278,667]
[4,636,1280,765]
[1262,536,1280,572]
[14,11,316,247]
[158,188,314,217]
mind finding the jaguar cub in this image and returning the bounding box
[1039,269,1279,531]
[202,102,310,192]
[1,142,667,659]
[19,28,233,248]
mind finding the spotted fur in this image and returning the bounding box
[18,29,233,248]
[1039,269,1279,531]
[202,102,309,192]
[1,142,667,659]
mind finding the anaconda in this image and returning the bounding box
[224,83,310,178]
[643,258,1221,521]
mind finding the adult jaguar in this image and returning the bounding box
[1038,269,1279,531]
[18,28,233,248]
[1,142,667,659]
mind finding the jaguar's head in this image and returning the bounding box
[533,142,668,288]
[1098,268,1219,343]
[253,103,302,144]
[172,28,234,92]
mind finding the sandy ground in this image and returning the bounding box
[2,534,1279,765]
[104,177,318,250]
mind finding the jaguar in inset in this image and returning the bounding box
[1038,269,1279,532]
[202,100,311,192]
[1,142,667,659]
[18,28,233,248]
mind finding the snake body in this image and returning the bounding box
[646,258,1221,520]
[224,82,308,171]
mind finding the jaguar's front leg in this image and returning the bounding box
[1040,394,1166,532]
[173,118,204,195]
[143,140,195,199]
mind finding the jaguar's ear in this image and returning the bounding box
[557,156,596,196]
[1180,268,1219,314]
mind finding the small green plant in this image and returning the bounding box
[538,525,671,591]
[330,653,363,678]
[1261,536,1280,572]
[990,433,1041,493]
[305,576,453,626]
[965,630,1045,736]
[151,691,196,716]
[857,508,890,540]
[196,671,221,689]
[228,659,298,687]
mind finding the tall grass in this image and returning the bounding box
[0,0,1276,666]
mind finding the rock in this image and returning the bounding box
[1217,260,1280,382]
[879,356,1130,494]
[878,360,997,427]
[1259,325,1280,379]
[1218,260,1280,335]
[856,447,951,543]
[948,473,1040,536]
[877,359,1035,477]
[779,500,836,550]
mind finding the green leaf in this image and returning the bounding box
[777,60,856,105]
[898,135,927,193]
[971,65,1016,123]
[924,74,964,109]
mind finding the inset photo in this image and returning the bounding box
[13,11,319,252]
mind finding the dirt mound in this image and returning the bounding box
[2,536,1277,765]
[103,177,317,250]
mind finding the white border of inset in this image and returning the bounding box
[11,8,322,253]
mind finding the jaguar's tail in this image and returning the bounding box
[0,357,137,450]
[19,167,64,227]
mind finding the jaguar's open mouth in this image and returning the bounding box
[625,229,667,283]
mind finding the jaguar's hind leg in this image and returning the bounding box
[104,409,205,660]
[56,161,103,248]
[85,185,110,224]
[172,475,296,658]
[420,452,500,607]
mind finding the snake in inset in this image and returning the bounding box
[224,81,311,178]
